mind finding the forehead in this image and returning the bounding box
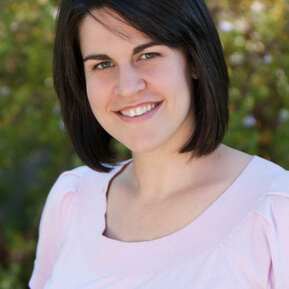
[78,8,152,49]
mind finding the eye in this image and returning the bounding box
[93,61,114,70]
[139,53,159,60]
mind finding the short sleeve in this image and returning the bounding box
[29,166,88,289]
[256,171,289,289]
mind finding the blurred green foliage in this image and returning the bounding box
[0,0,288,287]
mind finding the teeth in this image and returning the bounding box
[120,103,157,117]
[136,107,144,115]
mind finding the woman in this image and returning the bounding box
[30,0,289,288]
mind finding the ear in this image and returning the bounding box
[190,65,199,80]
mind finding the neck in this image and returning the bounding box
[125,144,225,202]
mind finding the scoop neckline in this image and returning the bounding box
[100,155,255,244]
[77,155,266,277]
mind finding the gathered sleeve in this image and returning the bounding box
[29,167,88,289]
[256,171,289,289]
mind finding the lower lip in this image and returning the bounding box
[117,103,162,123]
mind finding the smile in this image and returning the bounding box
[120,103,159,117]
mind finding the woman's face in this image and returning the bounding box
[79,9,196,154]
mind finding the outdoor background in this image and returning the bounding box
[0,0,289,287]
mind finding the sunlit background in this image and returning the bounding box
[0,0,289,287]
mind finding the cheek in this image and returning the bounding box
[149,59,191,88]
[150,63,192,104]
[85,77,111,114]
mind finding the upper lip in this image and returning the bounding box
[116,101,162,112]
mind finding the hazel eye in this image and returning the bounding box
[94,61,114,70]
[139,53,158,60]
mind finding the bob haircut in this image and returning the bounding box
[53,0,229,172]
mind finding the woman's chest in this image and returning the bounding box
[103,184,227,242]
[45,239,270,289]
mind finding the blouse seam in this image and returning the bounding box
[60,166,90,180]
[188,191,288,285]
[216,212,270,289]
[253,193,289,225]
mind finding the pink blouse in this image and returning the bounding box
[29,156,289,289]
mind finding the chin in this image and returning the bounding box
[125,143,157,155]
[118,138,152,153]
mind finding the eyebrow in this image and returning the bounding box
[83,41,162,63]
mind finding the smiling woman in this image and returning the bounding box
[29,0,289,288]
[52,0,229,172]
[79,10,194,153]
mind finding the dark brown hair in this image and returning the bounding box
[53,0,229,172]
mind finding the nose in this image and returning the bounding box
[114,64,146,98]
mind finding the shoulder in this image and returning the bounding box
[45,161,130,209]
[48,163,119,196]
[242,156,287,193]
[49,166,90,196]
[37,162,128,245]
[251,169,289,286]
[250,156,289,199]
[29,165,111,288]
[245,157,289,238]
[249,155,286,178]
[222,162,289,288]
[254,169,289,220]
[43,166,91,213]
[234,156,289,228]
[38,166,92,233]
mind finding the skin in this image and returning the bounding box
[79,8,253,242]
